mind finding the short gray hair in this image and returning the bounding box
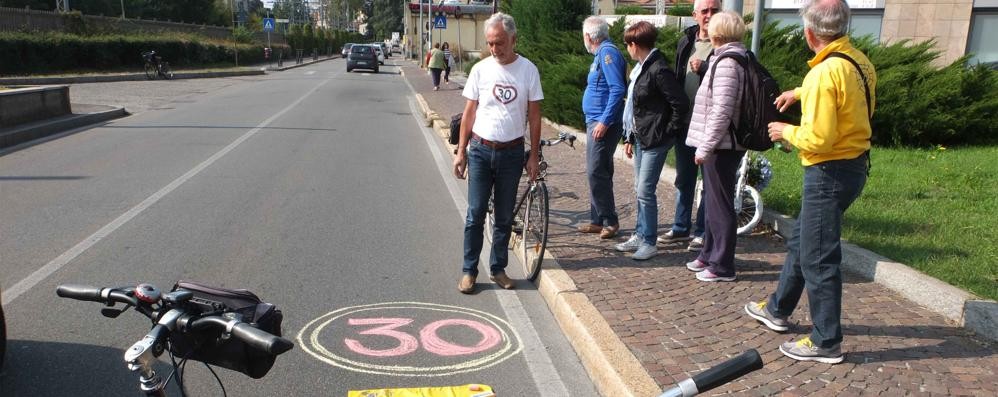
[484,12,517,38]
[583,16,609,43]
[800,0,851,41]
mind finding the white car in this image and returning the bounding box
[371,45,385,65]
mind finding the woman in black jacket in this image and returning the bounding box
[613,21,690,261]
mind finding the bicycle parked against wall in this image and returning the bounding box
[485,131,576,282]
[57,281,293,396]
[142,51,174,80]
[693,151,766,236]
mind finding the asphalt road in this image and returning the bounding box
[0,58,599,396]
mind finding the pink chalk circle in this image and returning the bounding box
[344,318,419,357]
[419,319,502,356]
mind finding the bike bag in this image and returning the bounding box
[168,281,283,379]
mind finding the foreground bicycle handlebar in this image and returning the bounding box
[57,284,292,396]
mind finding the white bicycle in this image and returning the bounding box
[693,152,766,236]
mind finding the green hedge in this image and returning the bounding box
[514,17,998,147]
[0,31,291,75]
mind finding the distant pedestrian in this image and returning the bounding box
[429,43,447,91]
[453,12,543,294]
[578,15,626,240]
[614,21,689,261]
[442,42,453,83]
[745,0,876,364]
[662,0,723,252]
[683,11,747,283]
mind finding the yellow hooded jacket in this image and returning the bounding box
[783,36,877,166]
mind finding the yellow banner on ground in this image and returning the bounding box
[348,384,494,397]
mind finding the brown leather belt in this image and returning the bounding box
[472,133,524,150]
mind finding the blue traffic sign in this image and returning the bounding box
[263,18,275,32]
[433,15,447,29]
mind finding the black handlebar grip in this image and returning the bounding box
[230,322,295,356]
[690,349,763,393]
[56,284,105,303]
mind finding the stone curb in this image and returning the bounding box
[407,89,661,397]
[0,70,266,86]
[0,105,128,151]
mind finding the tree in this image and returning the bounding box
[366,0,404,40]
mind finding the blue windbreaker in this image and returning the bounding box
[582,40,627,126]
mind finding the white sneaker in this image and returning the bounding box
[687,236,704,252]
[631,243,658,261]
[615,234,642,252]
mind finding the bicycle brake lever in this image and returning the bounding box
[101,306,129,318]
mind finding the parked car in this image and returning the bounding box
[347,44,379,73]
[341,43,355,57]
[371,45,386,65]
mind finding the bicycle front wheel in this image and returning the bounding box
[160,63,173,79]
[520,182,548,281]
[736,185,763,235]
[144,63,156,79]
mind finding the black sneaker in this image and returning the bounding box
[656,230,691,244]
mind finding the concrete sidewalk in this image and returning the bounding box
[400,61,997,396]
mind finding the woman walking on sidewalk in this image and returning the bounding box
[442,42,453,84]
[614,22,689,261]
[428,43,447,91]
[683,11,748,282]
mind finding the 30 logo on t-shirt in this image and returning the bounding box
[492,84,518,104]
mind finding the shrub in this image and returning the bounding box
[667,4,694,16]
[615,6,651,15]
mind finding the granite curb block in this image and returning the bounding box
[408,92,661,396]
[527,249,662,397]
[269,55,339,72]
[0,105,127,150]
[762,209,998,343]
[0,70,265,86]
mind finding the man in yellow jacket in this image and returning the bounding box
[743,0,875,364]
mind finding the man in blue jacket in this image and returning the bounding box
[578,15,627,239]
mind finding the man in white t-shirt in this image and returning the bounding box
[452,12,543,294]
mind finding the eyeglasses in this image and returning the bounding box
[698,7,720,15]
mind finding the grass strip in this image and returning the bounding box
[762,145,998,301]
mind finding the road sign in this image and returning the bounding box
[263,18,275,32]
[433,14,447,29]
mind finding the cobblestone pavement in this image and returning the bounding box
[400,61,998,396]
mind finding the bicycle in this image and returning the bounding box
[692,151,765,236]
[142,51,174,80]
[485,131,576,282]
[57,282,293,397]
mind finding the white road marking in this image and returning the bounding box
[407,96,572,396]
[2,79,332,306]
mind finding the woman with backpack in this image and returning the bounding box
[684,11,748,282]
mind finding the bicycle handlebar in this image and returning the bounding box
[57,284,292,356]
[189,316,294,356]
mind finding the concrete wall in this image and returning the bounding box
[0,86,71,128]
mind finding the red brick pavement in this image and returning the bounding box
[400,61,998,396]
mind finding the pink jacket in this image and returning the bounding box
[685,42,747,159]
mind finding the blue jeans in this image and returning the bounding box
[767,154,869,348]
[463,139,524,276]
[586,121,622,226]
[672,141,705,237]
[632,141,672,245]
